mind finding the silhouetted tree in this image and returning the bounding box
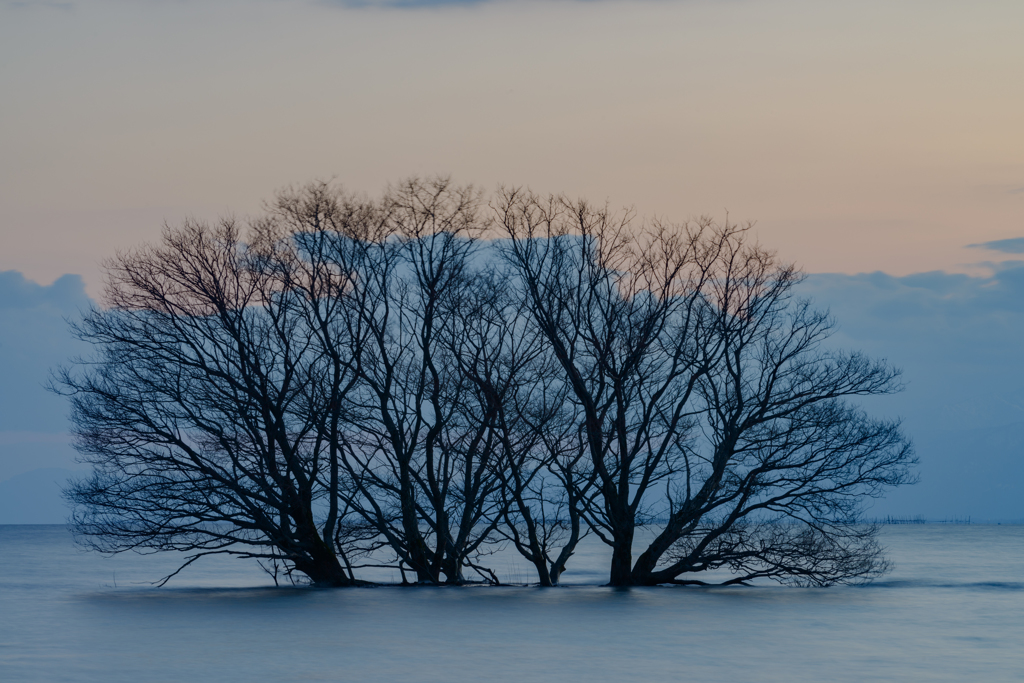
[56,217,369,585]
[447,265,590,586]
[319,178,512,584]
[58,178,914,588]
[496,189,915,586]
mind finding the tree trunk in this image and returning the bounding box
[294,546,357,587]
[441,534,465,585]
[547,500,584,586]
[400,461,434,583]
[534,560,554,587]
[629,516,686,584]
[608,528,635,586]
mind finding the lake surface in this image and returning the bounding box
[1,525,1022,682]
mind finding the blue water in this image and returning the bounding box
[1,525,1022,681]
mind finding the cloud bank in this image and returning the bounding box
[969,237,1024,254]
[0,271,90,434]
[0,271,90,513]
[2,264,1023,521]
[800,261,1024,520]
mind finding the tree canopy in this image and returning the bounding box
[56,178,915,587]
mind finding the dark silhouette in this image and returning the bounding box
[56,178,915,587]
[55,217,366,585]
[496,189,915,586]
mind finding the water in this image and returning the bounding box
[1,525,1022,682]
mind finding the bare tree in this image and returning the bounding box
[58,178,915,588]
[56,217,368,586]
[317,178,512,584]
[495,189,915,586]
[630,251,915,586]
[445,264,590,586]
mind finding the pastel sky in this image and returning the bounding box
[1,0,1022,522]
[2,0,1023,293]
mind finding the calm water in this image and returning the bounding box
[1,525,1022,682]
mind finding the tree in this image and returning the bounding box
[56,217,369,586]
[312,177,512,584]
[495,188,915,586]
[58,178,915,588]
[447,264,590,586]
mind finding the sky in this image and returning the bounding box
[0,0,1022,521]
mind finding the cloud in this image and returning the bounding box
[0,271,92,434]
[319,0,608,8]
[801,263,1024,411]
[968,237,1024,254]
[799,262,1024,519]
[0,271,90,311]
[2,265,1023,519]
[321,0,499,7]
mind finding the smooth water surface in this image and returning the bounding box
[1,525,1022,682]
